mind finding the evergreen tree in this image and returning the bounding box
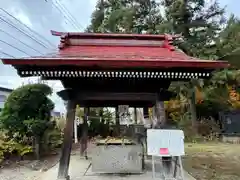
[216,14,240,58]
[160,0,225,133]
[86,0,165,34]
[161,0,225,58]
[87,0,226,59]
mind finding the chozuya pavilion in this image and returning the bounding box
[1,31,229,180]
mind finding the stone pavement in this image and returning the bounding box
[40,153,196,180]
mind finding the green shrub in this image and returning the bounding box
[0,139,32,163]
[0,131,33,163]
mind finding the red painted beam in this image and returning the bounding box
[2,58,229,69]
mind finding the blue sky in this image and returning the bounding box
[0,0,239,112]
[222,0,240,17]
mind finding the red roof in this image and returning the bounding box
[1,31,229,69]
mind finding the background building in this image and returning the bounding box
[51,111,61,117]
[0,87,13,111]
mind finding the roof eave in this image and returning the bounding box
[1,58,230,69]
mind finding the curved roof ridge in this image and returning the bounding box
[51,30,181,40]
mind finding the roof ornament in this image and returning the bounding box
[163,33,183,51]
[58,33,70,49]
[163,33,175,51]
[51,30,65,36]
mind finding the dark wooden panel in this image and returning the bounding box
[61,78,170,93]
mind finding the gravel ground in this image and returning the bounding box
[0,155,60,180]
[0,166,42,180]
[0,144,81,180]
[184,143,240,180]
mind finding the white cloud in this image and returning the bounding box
[0,0,96,112]
[89,0,97,6]
[10,7,33,28]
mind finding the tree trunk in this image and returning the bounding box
[34,136,40,160]
[189,87,198,134]
[115,106,120,136]
[154,101,166,128]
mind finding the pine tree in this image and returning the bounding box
[161,0,225,58]
[86,0,165,34]
[216,14,240,58]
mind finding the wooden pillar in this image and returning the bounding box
[115,106,120,136]
[80,107,89,158]
[58,100,76,180]
[134,107,137,124]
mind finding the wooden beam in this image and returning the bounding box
[76,92,158,101]
[61,77,171,92]
[58,88,174,102]
[78,101,154,107]
[58,100,76,180]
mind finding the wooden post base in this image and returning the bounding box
[57,175,70,180]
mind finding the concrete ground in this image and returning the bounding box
[40,152,196,180]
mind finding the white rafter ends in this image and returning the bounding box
[20,70,210,79]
